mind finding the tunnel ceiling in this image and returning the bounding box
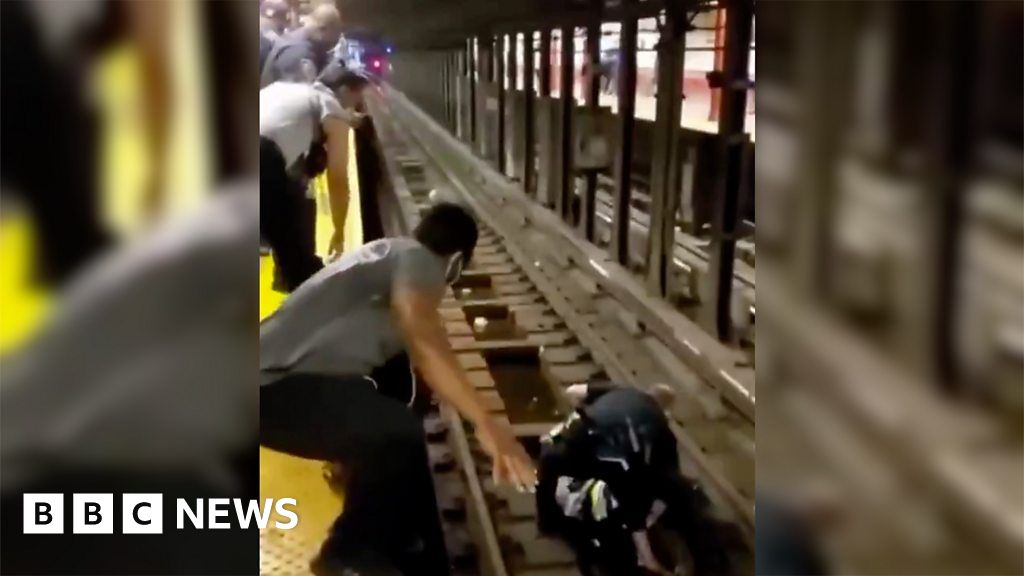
[338,0,652,49]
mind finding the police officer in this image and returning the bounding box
[260,0,288,42]
[537,381,732,576]
[259,66,365,291]
[260,202,536,575]
[260,3,342,87]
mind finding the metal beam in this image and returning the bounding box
[506,32,519,177]
[523,31,537,196]
[456,49,466,141]
[647,8,687,296]
[579,18,602,241]
[702,0,753,341]
[442,51,451,130]
[477,35,493,157]
[468,37,477,144]
[488,0,683,38]
[610,8,638,265]
[496,33,507,174]
[928,1,977,388]
[539,29,552,97]
[558,25,576,222]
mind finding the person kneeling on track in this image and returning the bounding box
[537,381,733,576]
[259,202,537,576]
[259,67,366,292]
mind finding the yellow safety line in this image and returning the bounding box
[258,128,362,572]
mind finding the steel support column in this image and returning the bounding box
[579,19,602,240]
[523,31,537,195]
[557,26,576,221]
[469,37,478,144]
[539,30,552,97]
[506,32,519,177]
[647,8,687,296]
[477,35,493,157]
[703,0,753,341]
[610,9,638,264]
[442,51,451,130]
[456,49,465,140]
[450,50,459,132]
[928,1,977,388]
[495,34,507,173]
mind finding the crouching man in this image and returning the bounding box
[537,381,732,576]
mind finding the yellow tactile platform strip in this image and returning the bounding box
[259,134,363,574]
[260,527,322,575]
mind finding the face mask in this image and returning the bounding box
[444,253,465,285]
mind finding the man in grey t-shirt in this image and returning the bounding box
[260,203,536,575]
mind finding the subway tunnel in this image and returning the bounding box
[0,0,1020,575]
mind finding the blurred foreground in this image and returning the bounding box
[1,1,259,573]
[757,2,1022,575]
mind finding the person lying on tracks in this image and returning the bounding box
[537,381,733,576]
[259,66,367,292]
[259,202,537,576]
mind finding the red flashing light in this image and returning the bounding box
[372,59,381,69]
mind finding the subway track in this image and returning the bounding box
[369,85,755,575]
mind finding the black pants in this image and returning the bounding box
[538,441,729,576]
[260,137,322,292]
[1,0,112,288]
[260,374,449,575]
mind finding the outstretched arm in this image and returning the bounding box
[564,380,619,407]
[322,116,350,256]
[392,284,537,490]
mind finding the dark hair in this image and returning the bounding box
[317,63,371,92]
[414,202,478,263]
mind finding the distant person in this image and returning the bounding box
[537,381,732,576]
[260,202,536,575]
[259,68,366,292]
[260,3,342,87]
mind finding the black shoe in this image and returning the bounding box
[310,551,402,576]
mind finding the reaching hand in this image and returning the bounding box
[348,111,367,128]
[328,228,345,258]
[475,417,537,492]
[564,383,589,407]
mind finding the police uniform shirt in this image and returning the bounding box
[259,81,347,169]
[259,237,448,386]
[541,386,678,531]
[261,28,326,85]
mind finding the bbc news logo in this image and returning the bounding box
[23,494,298,534]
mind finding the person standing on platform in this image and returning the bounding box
[259,0,289,43]
[260,3,342,87]
[536,381,733,576]
[260,202,537,575]
[259,68,366,292]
